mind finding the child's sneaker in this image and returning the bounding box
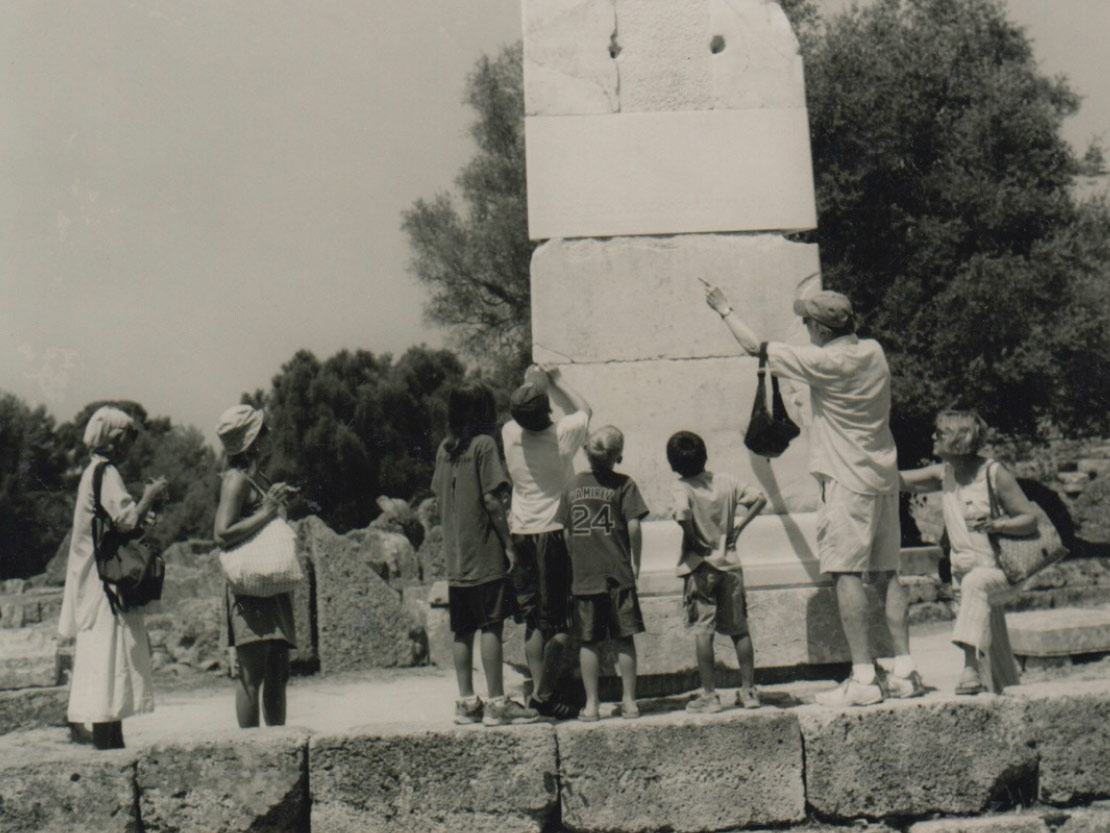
[814,678,883,707]
[736,687,761,709]
[529,696,578,721]
[685,692,724,714]
[483,697,542,726]
[454,696,484,724]
[881,670,925,699]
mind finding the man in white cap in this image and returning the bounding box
[704,285,921,706]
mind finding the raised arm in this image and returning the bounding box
[704,283,761,356]
[214,470,282,548]
[544,364,592,420]
[899,464,945,494]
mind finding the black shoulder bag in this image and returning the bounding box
[744,342,801,459]
[91,461,165,613]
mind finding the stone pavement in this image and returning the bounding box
[113,621,973,744]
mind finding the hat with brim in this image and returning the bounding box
[793,290,855,331]
[510,382,552,430]
[216,405,265,456]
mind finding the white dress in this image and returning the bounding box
[58,455,154,723]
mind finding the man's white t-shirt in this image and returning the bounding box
[502,411,590,533]
[767,334,898,496]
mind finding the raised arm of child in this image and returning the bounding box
[542,364,593,420]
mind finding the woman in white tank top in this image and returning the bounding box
[900,410,1036,694]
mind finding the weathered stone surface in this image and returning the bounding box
[523,0,618,116]
[531,234,820,364]
[1008,608,1110,658]
[1056,805,1110,833]
[799,697,1036,819]
[558,710,804,832]
[0,626,59,689]
[0,587,63,629]
[301,516,425,672]
[417,524,445,582]
[0,737,137,833]
[1009,680,1110,804]
[310,723,558,833]
[908,814,1047,833]
[615,0,805,112]
[0,685,67,735]
[137,729,309,833]
[346,527,421,585]
[525,108,817,239]
[546,358,818,516]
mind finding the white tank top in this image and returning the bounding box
[940,460,999,574]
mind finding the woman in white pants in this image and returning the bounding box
[900,410,1036,694]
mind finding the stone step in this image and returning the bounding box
[1008,607,1110,658]
[0,627,60,690]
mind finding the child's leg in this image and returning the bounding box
[731,633,755,690]
[452,630,477,699]
[579,641,601,718]
[235,642,267,728]
[695,632,716,694]
[479,622,505,700]
[615,636,637,707]
[261,642,290,726]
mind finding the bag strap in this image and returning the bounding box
[984,460,1001,520]
[89,460,124,616]
[757,342,769,371]
[91,460,112,524]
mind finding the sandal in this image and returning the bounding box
[955,671,984,695]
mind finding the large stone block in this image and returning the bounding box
[615,0,805,112]
[136,729,309,833]
[799,697,1036,819]
[525,109,817,239]
[1009,680,1110,805]
[523,0,618,116]
[1008,608,1110,658]
[531,234,819,364]
[0,686,67,735]
[908,815,1047,833]
[299,516,425,672]
[557,710,804,832]
[310,724,559,833]
[523,0,805,116]
[0,626,59,690]
[546,358,818,516]
[0,739,137,833]
[0,588,63,629]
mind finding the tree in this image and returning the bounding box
[259,345,467,533]
[792,0,1110,462]
[402,43,533,386]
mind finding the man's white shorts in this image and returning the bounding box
[816,476,900,574]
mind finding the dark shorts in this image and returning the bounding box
[449,578,514,635]
[573,584,645,643]
[510,530,572,639]
[683,562,749,637]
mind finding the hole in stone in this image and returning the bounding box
[710,34,726,54]
[609,32,621,59]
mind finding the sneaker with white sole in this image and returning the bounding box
[685,692,724,714]
[814,678,884,707]
[454,697,484,724]
[483,698,542,726]
[881,670,925,699]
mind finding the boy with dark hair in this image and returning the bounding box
[560,426,649,721]
[667,430,767,712]
[502,364,592,718]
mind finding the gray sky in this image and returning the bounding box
[2,0,1107,444]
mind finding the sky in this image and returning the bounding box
[2,0,1108,446]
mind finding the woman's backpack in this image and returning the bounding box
[92,461,165,613]
[744,342,801,458]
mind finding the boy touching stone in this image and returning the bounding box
[560,426,649,721]
[667,431,767,712]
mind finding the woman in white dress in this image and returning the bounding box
[58,406,167,749]
[900,410,1036,694]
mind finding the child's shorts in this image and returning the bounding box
[573,583,645,643]
[683,562,749,637]
[449,577,514,636]
[510,531,572,639]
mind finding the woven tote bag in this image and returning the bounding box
[219,517,303,597]
[985,461,1068,585]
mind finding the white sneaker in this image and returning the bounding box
[814,678,884,707]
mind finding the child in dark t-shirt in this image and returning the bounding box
[559,425,649,721]
[432,382,540,727]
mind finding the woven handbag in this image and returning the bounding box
[219,517,303,597]
[985,461,1068,585]
[744,342,800,459]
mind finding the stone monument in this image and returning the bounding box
[522,0,890,679]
